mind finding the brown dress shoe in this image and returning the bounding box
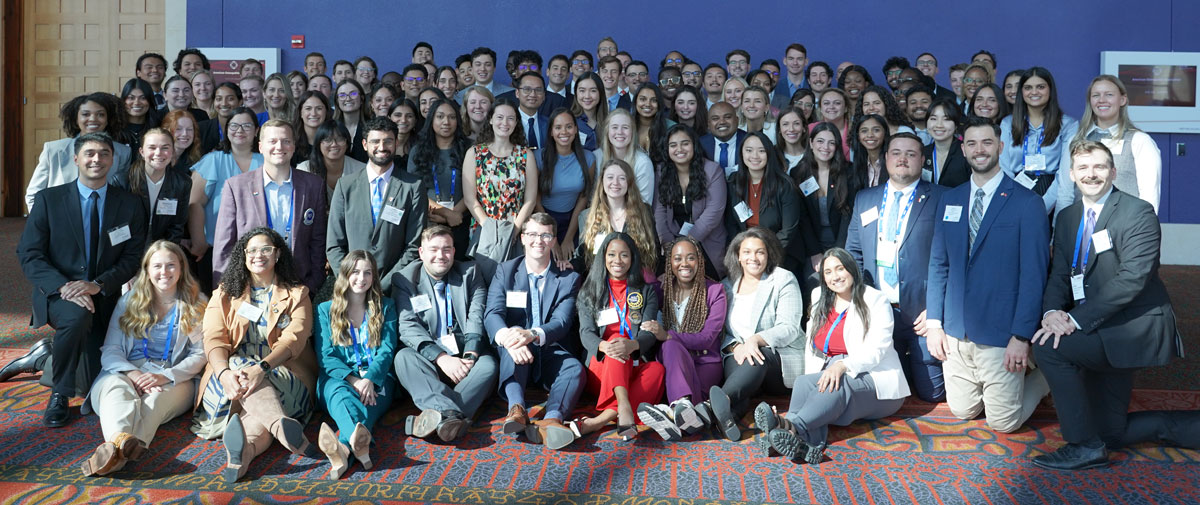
[502,405,528,434]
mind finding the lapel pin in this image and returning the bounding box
[252,191,260,196]
[1000,192,1008,197]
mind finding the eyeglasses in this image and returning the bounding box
[573,59,590,66]
[793,101,814,110]
[356,66,375,73]
[659,76,681,85]
[404,77,425,83]
[765,71,780,77]
[518,64,540,71]
[337,91,360,98]
[319,137,348,145]
[522,232,555,241]
[664,58,682,64]
[962,77,988,85]
[227,122,254,132]
[916,59,937,67]
[681,71,701,77]
[245,246,277,256]
[518,87,544,95]
[886,70,904,77]
[626,71,648,78]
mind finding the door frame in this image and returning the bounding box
[1,0,21,217]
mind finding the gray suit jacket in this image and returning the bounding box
[327,166,428,293]
[392,260,490,361]
[721,267,807,384]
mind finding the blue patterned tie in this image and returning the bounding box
[529,274,543,328]
[370,176,384,224]
[969,189,984,254]
[883,190,902,286]
[527,117,538,150]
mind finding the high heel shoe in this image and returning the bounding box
[318,422,351,480]
[277,416,321,459]
[222,414,247,483]
[349,422,372,470]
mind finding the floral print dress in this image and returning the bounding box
[473,143,528,226]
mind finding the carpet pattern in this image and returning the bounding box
[0,376,1197,505]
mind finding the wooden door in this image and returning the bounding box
[19,0,164,212]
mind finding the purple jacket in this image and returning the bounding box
[213,167,327,292]
[655,279,726,365]
[654,159,728,277]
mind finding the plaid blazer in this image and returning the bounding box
[721,267,807,385]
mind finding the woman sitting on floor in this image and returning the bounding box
[82,241,207,477]
[756,247,909,464]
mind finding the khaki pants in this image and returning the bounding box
[943,337,1049,433]
[92,369,195,445]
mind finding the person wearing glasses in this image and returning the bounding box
[333,80,369,163]
[680,61,704,89]
[498,51,567,117]
[509,72,550,160]
[568,50,593,94]
[400,64,429,102]
[959,64,994,116]
[353,56,378,92]
[298,121,365,205]
[658,66,684,104]
[725,49,751,79]
[212,119,327,294]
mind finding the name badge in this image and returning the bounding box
[1024,153,1047,173]
[410,294,432,313]
[1071,274,1086,301]
[236,302,264,322]
[380,205,404,225]
[943,205,963,222]
[678,222,694,236]
[1013,171,1036,190]
[1092,229,1112,254]
[860,206,879,226]
[578,131,589,146]
[108,224,132,245]
[596,307,618,326]
[506,291,528,308]
[439,333,460,356]
[877,241,898,268]
[437,200,454,209]
[142,360,167,374]
[734,201,753,222]
[799,176,819,197]
[592,233,607,254]
[921,168,933,183]
[156,199,178,216]
[725,163,740,178]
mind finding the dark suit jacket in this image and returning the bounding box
[724,179,809,262]
[1043,189,1182,367]
[922,139,971,188]
[484,257,581,348]
[934,84,957,104]
[392,260,490,361]
[846,180,946,324]
[196,119,222,156]
[797,174,859,255]
[575,117,599,151]
[577,282,661,364]
[927,175,1048,347]
[326,166,427,292]
[18,182,147,326]
[110,166,192,247]
[213,167,327,292]
[699,130,748,171]
[608,93,633,113]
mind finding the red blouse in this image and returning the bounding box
[812,307,848,356]
[602,278,631,341]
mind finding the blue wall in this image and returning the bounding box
[188,0,1200,223]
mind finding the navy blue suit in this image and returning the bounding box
[846,180,947,401]
[927,175,1048,346]
[484,257,584,419]
[699,130,747,174]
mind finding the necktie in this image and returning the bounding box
[435,280,448,338]
[1079,209,1097,267]
[87,192,100,280]
[370,176,384,224]
[529,274,543,328]
[969,188,984,254]
[527,117,538,150]
[883,190,902,286]
[719,142,729,168]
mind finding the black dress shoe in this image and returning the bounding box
[44,392,71,428]
[708,385,741,441]
[1032,443,1109,471]
[0,338,52,382]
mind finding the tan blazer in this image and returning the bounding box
[194,284,317,410]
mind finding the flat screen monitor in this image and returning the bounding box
[1101,52,1200,133]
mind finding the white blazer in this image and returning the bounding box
[803,286,911,401]
[25,136,133,213]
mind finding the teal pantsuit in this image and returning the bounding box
[314,298,399,445]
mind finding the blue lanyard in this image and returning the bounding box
[816,309,849,355]
[440,285,454,333]
[142,303,178,362]
[348,312,372,369]
[932,144,937,181]
[263,185,294,240]
[608,287,630,339]
[1071,212,1090,275]
[878,183,916,241]
[433,168,456,202]
[1022,123,1046,166]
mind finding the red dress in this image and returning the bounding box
[584,279,666,415]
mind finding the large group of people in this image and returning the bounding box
[6,37,1196,484]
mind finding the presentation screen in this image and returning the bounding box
[1118,64,1197,107]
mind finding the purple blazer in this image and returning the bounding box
[654,159,728,276]
[213,167,327,292]
[655,279,727,365]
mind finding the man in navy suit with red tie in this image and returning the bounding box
[1032,141,1191,470]
[926,117,1050,434]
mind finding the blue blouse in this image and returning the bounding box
[541,150,594,213]
[998,114,1079,213]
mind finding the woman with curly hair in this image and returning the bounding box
[192,227,320,482]
[855,85,913,135]
[636,237,727,440]
[576,159,658,276]
[653,124,728,278]
[314,251,398,479]
[24,92,132,212]
[81,241,207,476]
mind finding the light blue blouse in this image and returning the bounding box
[193,151,264,244]
[998,114,1079,213]
[541,150,594,213]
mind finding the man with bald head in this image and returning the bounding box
[699,102,747,176]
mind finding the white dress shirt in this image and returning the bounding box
[875,180,918,303]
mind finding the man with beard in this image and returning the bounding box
[905,86,934,145]
[213,119,326,293]
[327,117,428,295]
[926,117,1050,434]
[393,225,498,443]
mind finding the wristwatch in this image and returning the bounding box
[259,360,272,372]
[91,280,105,293]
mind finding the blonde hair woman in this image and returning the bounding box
[82,241,207,476]
[596,109,655,204]
[263,72,297,122]
[577,159,658,276]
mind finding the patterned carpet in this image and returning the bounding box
[2,216,1199,504]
